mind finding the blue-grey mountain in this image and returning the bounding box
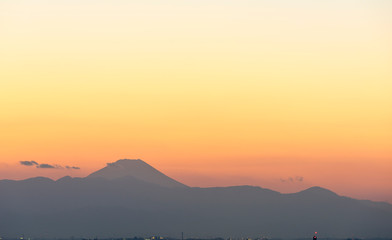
[0,159,391,238]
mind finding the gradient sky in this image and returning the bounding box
[1,0,391,203]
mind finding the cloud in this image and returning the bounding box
[37,163,56,169]
[295,176,304,182]
[20,161,38,166]
[20,160,80,170]
[280,176,304,183]
[66,166,80,170]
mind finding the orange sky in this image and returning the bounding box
[0,0,391,203]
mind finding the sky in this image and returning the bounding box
[0,0,391,203]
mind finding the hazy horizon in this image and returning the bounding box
[1,158,391,205]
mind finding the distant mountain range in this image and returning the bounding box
[1,159,391,239]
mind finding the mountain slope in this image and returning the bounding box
[87,159,187,188]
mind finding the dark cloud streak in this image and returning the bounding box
[280,176,304,183]
[20,161,80,170]
[66,166,80,170]
[36,164,55,169]
[20,161,38,166]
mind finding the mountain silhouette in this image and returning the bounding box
[87,159,187,188]
[0,159,391,238]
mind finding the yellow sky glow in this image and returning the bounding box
[1,0,391,203]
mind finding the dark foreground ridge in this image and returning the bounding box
[2,237,391,240]
[1,237,392,240]
[0,159,392,238]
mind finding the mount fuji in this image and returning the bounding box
[87,159,187,188]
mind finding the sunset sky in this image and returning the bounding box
[1,1,391,203]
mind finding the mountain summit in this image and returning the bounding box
[87,159,187,188]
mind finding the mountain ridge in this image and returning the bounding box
[1,159,391,238]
